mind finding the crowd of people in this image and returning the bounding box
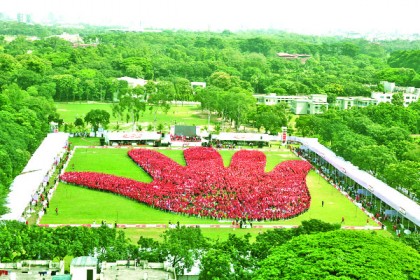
[60,147,312,220]
[170,135,201,142]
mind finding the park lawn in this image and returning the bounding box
[42,148,369,230]
[55,102,115,122]
[55,102,211,130]
[68,137,101,146]
[123,227,272,244]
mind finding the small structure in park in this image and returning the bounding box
[277,52,311,63]
[212,132,273,148]
[169,125,203,147]
[70,256,97,280]
[103,131,162,146]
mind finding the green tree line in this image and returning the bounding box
[1,21,420,105]
[1,219,418,279]
[296,102,420,199]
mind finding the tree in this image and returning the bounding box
[254,231,420,280]
[252,219,340,261]
[160,226,208,275]
[295,115,318,137]
[84,109,110,132]
[223,89,256,131]
[199,248,233,280]
[376,67,416,86]
[148,81,174,117]
[240,37,272,55]
[383,161,420,199]
[52,74,79,101]
[74,117,85,132]
[174,77,193,102]
[119,86,146,131]
[200,233,254,280]
[137,237,164,262]
[250,103,289,134]
[351,145,397,175]
[391,92,404,106]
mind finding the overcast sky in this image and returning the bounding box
[2,0,419,34]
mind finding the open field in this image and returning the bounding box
[55,102,213,131]
[41,147,370,240]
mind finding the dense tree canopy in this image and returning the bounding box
[295,103,420,199]
[0,221,136,262]
[1,21,419,106]
[254,230,420,280]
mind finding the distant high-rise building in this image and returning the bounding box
[17,13,32,23]
[17,13,24,23]
[25,14,32,23]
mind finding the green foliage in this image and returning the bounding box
[0,83,55,213]
[388,50,420,73]
[159,226,208,275]
[249,103,289,134]
[399,234,420,253]
[199,248,234,280]
[1,21,407,106]
[0,221,134,262]
[84,109,110,132]
[137,236,164,262]
[298,104,420,198]
[254,230,420,280]
[391,92,405,106]
[252,219,340,261]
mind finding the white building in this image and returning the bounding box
[191,82,206,88]
[70,257,97,280]
[371,92,419,107]
[53,33,83,44]
[335,96,378,109]
[117,77,148,87]
[254,93,328,115]
[376,81,420,107]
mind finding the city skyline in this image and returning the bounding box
[1,0,420,35]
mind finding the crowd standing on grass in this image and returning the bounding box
[60,147,312,220]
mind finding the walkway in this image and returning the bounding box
[38,223,382,230]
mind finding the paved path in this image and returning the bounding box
[39,223,382,230]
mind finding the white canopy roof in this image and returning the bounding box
[104,131,161,142]
[290,136,420,226]
[213,132,271,142]
[1,132,69,221]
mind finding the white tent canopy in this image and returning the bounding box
[0,132,69,221]
[104,131,161,143]
[290,136,420,226]
[213,132,272,142]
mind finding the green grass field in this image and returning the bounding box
[55,102,213,131]
[42,148,370,235]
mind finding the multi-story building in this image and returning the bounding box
[254,93,304,107]
[254,80,420,114]
[254,93,328,115]
[335,96,378,110]
[373,81,420,107]
[117,77,148,87]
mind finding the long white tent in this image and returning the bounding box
[0,132,69,221]
[104,131,161,144]
[212,132,277,142]
[290,136,420,226]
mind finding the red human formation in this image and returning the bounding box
[60,147,312,220]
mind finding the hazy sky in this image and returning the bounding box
[2,0,419,34]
